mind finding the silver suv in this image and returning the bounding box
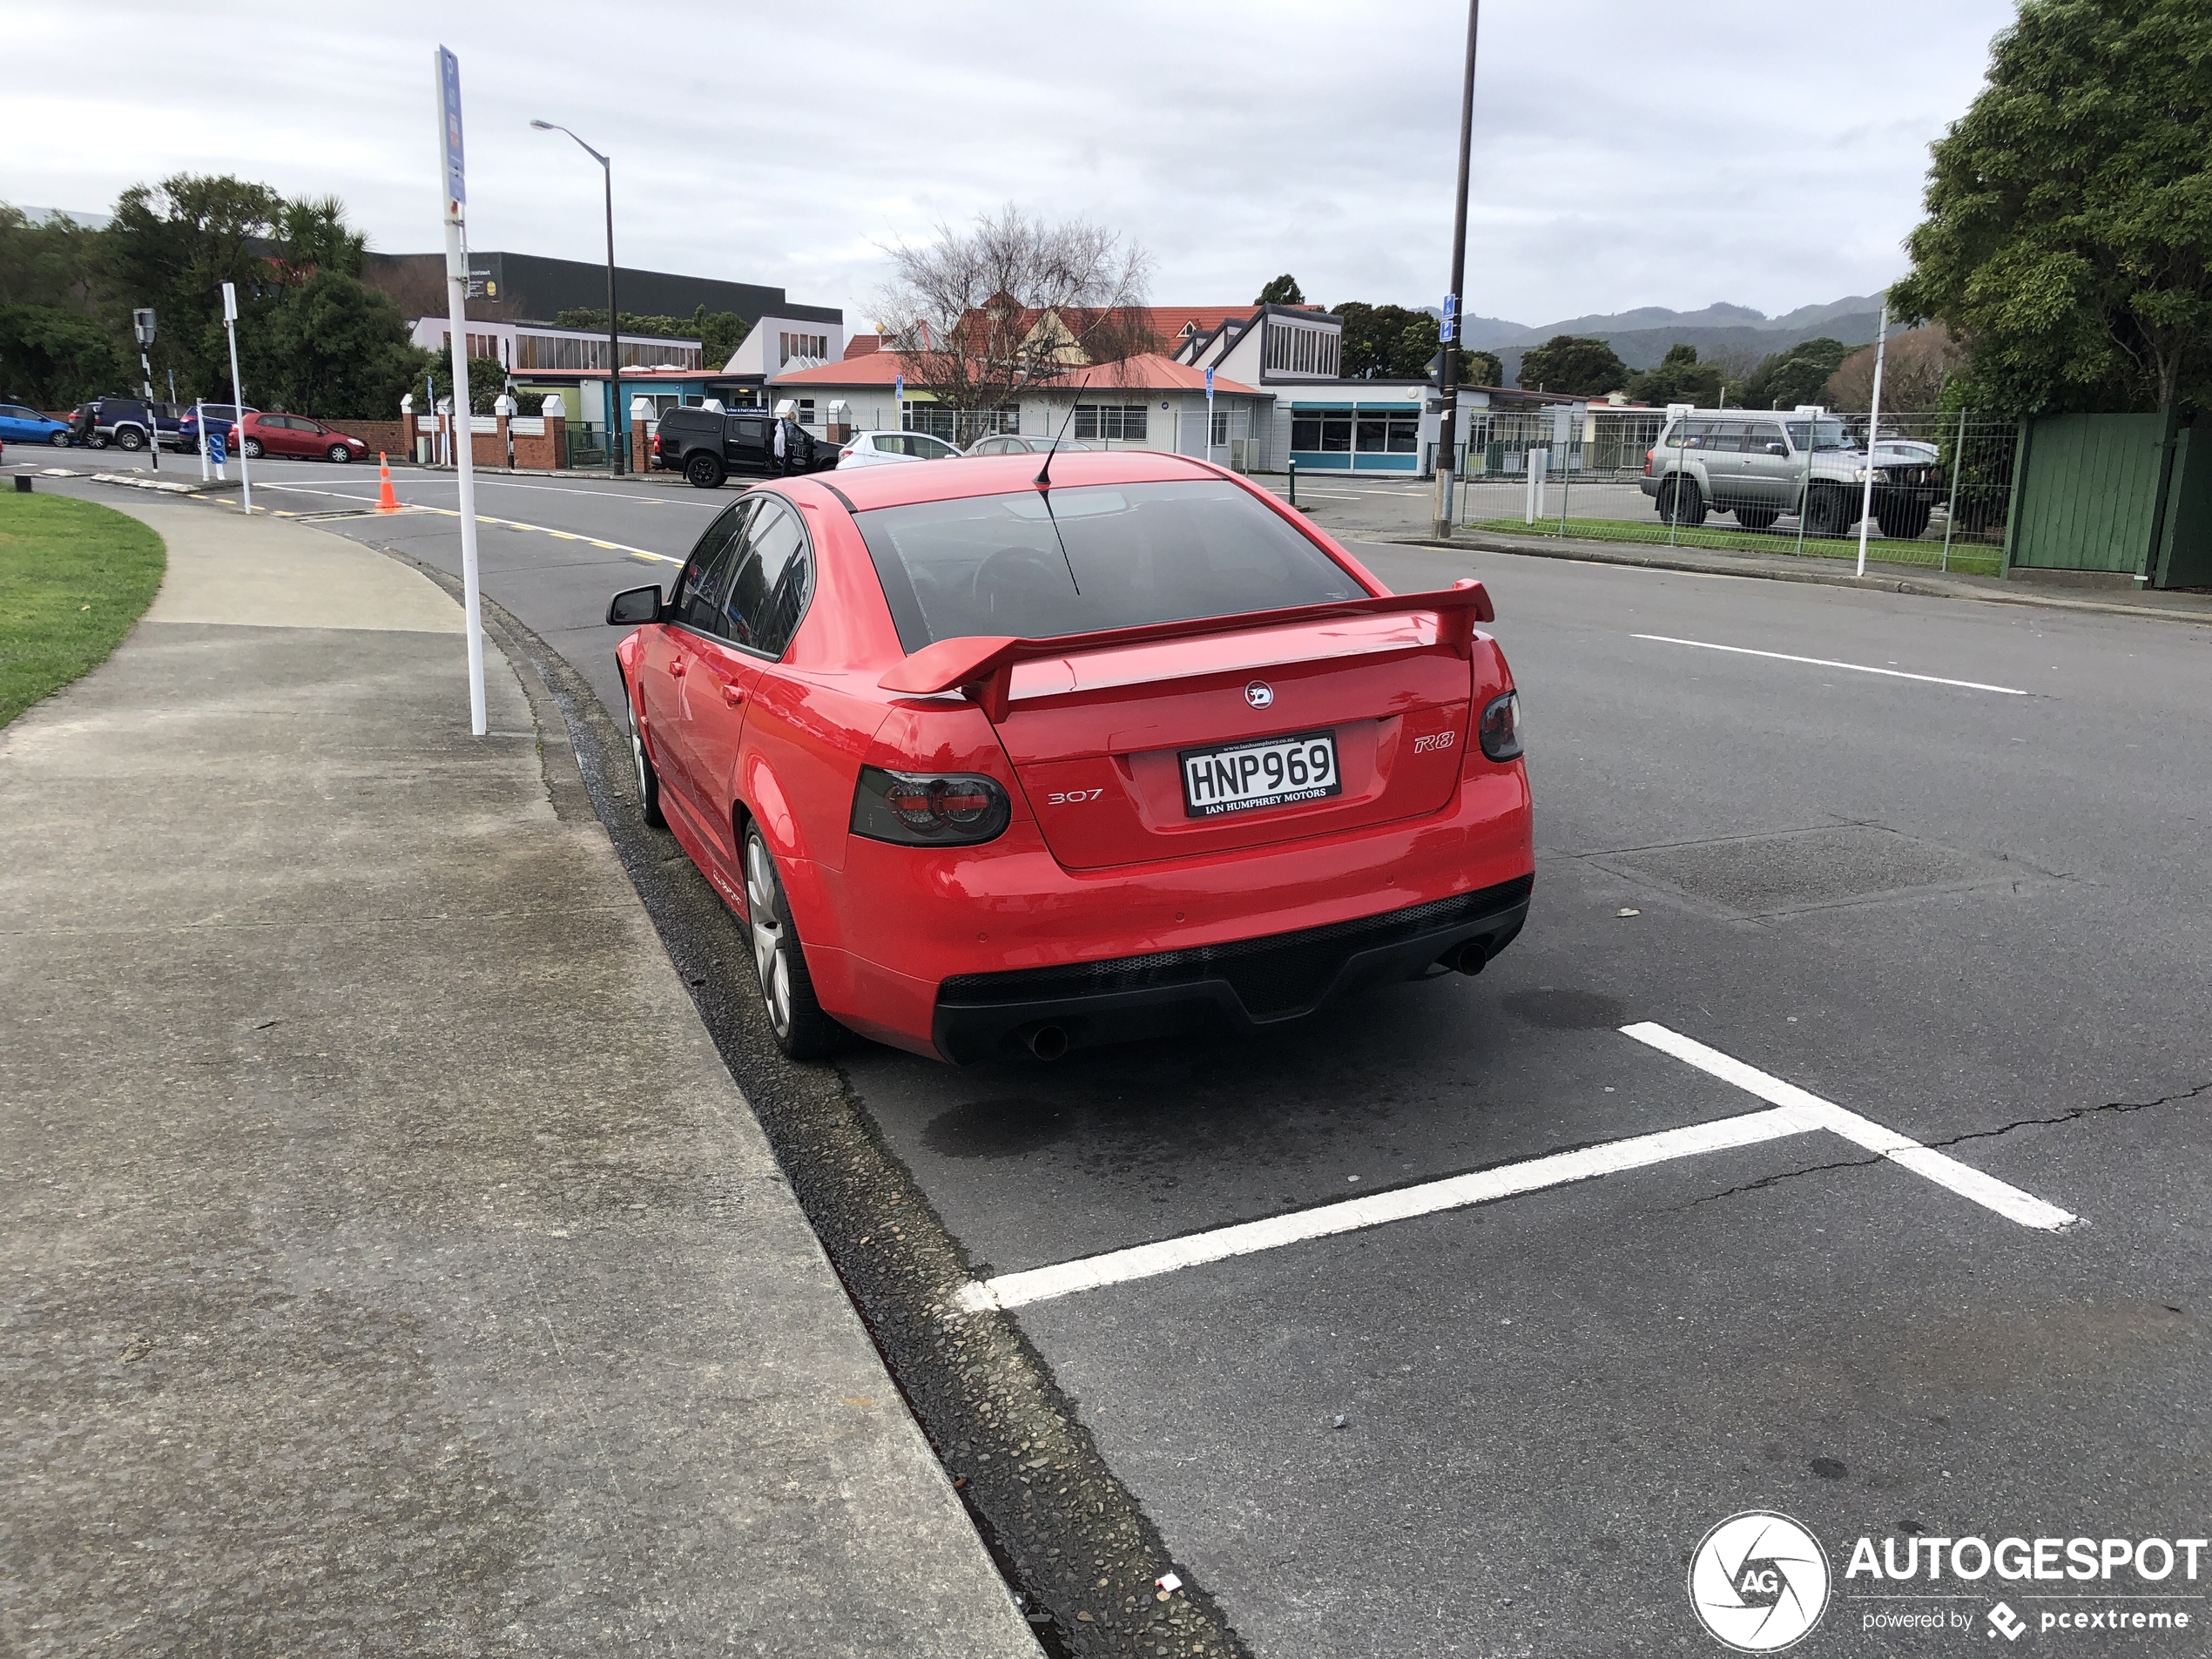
[1638,407,1943,538]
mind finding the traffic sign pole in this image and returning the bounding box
[437,44,488,738]
[221,282,252,513]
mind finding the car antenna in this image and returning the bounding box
[1033,388,1082,491]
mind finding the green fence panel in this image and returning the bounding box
[2155,419,2212,589]
[2010,413,2167,573]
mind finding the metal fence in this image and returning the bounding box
[566,421,612,469]
[1453,408,2020,576]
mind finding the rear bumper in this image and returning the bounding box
[930,874,1530,1063]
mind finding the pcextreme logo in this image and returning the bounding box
[1689,1512,1831,1652]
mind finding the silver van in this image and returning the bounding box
[1638,408,1943,538]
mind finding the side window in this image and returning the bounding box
[1748,422,1788,453]
[672,502,751,635]
[722,499,813,658]
[1707,422,1748,454]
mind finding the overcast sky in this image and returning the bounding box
[7,0,2015,330]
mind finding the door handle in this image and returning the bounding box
[722,682,745,708]
[668,658,686,678]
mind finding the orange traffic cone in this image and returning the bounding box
[375,453,401,513]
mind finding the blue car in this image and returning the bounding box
[0,402,71,447]
[176,403,256,451]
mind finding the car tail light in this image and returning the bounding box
[1478,691,1522,761]
[1642,448,1654,476]
[851,765,1011,845]
[651,433,661,456]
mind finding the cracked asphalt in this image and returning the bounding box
[53,457,2212,1656]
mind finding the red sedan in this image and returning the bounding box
[606,450,1532,1063]
[238,412,368,463]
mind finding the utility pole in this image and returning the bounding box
[1431,0,1480,540]
[532,119,622,475]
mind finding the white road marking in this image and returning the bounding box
[958,1105,1815,1312]
[1621,1022,2076,1231]
[954,1021,2077,1314]
[1632,634,2027,695]
[250,482,680,562]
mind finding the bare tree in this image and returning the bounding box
[874,206,1157,442]
[1826,326,1964,412]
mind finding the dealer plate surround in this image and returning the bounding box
[1180,729,1341,819]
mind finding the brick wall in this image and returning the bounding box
[322,419,412,457]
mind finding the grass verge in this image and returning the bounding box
[1467,515,2005,577]
[0,492,167,728]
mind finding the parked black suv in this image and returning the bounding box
[67,398,189,453]
[652,407,838,489]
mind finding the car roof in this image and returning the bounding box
[791,448,1232,513]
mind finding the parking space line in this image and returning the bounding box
[957,1105,1814,1312]
[1632,634,2028,695]
[253,483,683,563]
[1621,1022,2076,1230]
[955,1022,2077,1315]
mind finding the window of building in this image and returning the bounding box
[778,332,830,368]
[1073,403,1149,442]
[1267,324,1340,377]
[1211,410,1228,446]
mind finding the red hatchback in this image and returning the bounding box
[606,450,1532,1063]
[238,412,368,463]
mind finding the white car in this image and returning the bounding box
[837,430,962,468]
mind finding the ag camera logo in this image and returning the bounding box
[1689,1511,1831,1651]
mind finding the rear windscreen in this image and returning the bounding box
[855,480,1360,651]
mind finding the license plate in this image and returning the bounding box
[1180,730,1341,819]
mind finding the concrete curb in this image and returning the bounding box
[1393,532,2212,630]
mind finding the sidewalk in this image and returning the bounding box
[0,502,1037,1656]
[1411,529,2212,628]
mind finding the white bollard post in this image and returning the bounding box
[1525,447,1549,525]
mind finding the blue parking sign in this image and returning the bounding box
[206,430,227,465]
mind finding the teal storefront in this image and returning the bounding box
[1287,401,1422,472]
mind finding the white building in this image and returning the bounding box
[770,341,1273,465]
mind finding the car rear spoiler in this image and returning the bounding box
[878,579,1494,723]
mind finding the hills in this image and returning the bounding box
[1440,294,1890,381]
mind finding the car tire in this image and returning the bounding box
[625,680,667,829]
[1875,498,1932,540]
[115,427,145,452]
[685,451,726,489]
[242,438,264,460]
[1656,475,1706,527]
[49,431,68,448]
[1734,506,1779,531]
[1804,486,1855,538]
[743,822,842,1061]
[327,443,352,463]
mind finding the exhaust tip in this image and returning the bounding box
[1025,1024,1069,1062]
[1453,941,1487,977]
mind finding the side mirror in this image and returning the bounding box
[606,585,663,626]
[1766,442,1789,455]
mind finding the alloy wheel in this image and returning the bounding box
[745,837,793,1037]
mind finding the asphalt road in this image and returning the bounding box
[37,453,2212,1656]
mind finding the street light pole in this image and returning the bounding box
[1431,0,1480,541]
[531,120,621,475]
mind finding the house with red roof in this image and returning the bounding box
[768,342,1276,467]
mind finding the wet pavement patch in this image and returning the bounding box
[1501,987,1629,1029]
[924,1097,1076,1160]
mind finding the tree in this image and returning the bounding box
[1460,348,1504,388]
[1737,337,1851,409]
[1255,273,1304,306]
[694,306,752,368]
[1824,326,1965,412]
[1516,334,1628,395]
[264,269,433,418]
[1628,342,1722,407]
[0,304,125,407]
[1890,0,2212,414]
[0,205,100,312]
[874,206,1156,441]
[103,174,287,401]
[1336,301,1443,378]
